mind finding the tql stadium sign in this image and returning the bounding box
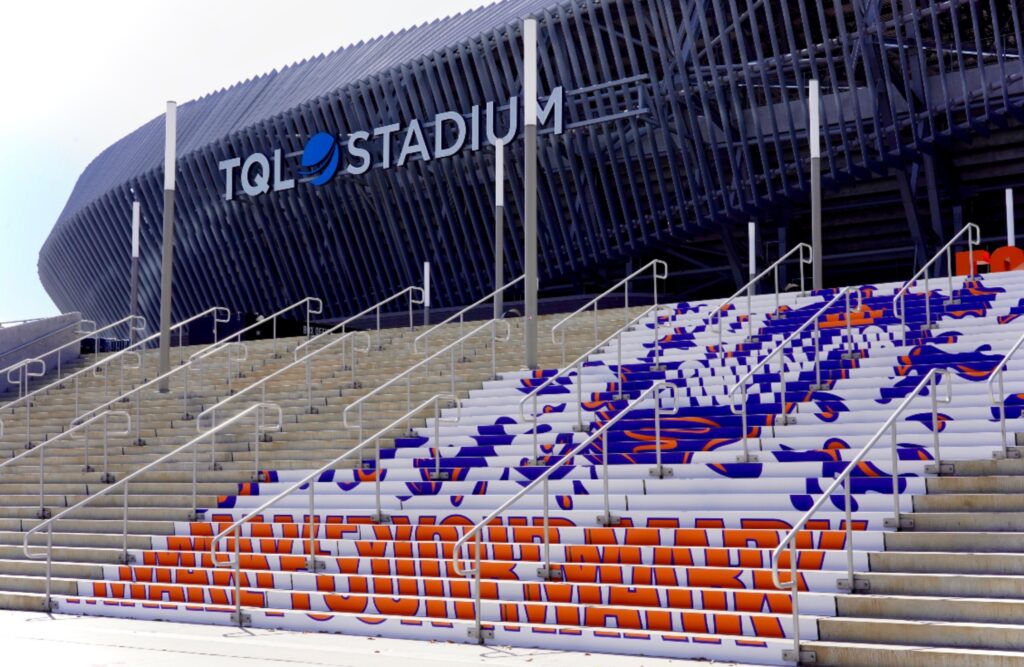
[218,88,564,201]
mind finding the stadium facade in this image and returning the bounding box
[39,0,1024,326]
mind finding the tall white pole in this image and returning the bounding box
[423,261,431,327]
[1007,188,1016,247]
[130,201,141,344]
[748,221,757,281]
[809,80,822,290]
[494,140,505,320]
[523,18,538,369]
[158,101,177,392]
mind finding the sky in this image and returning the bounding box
[0,0,487,323]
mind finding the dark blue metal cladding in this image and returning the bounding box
[39,0,1024,326]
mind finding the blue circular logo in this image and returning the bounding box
[299,132,340,186]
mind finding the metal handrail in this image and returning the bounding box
[0,307,224,420]
[195,331,372,472]
[727,287,862,463]
[210,394,460,625]
[343,318,511,443]
[0,315,145,388]
[36,307,232,449]
[770,368,951,663]
[519,303,671,463]
[23,402,282,611]
[711,243,813,347]
[987,330,1024,454]
[414,275,525,355]
[0,313,90,379]
[0,410,130,517]
[452,380,679,642]
[550,260,668,365]
[198,297,322,361]
[296,286,425,356]
[893,223,980,339]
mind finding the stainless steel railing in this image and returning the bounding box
[296,286,425,356]
[550,260,667,365]
[414,275,525,356]
[23,402,282,612]
[0,313,105,384]
[770,367,951,664]
[0,410,130,517]
[195,330,371,472]
[724,286,860,465]
[452,380,679,642]
[518,303,672,463]
[209,394,460,625]
[987,329,1024,456]
[200,296,322,361]
[0,308,227,449]
[711,243,813,348]
[893,223,980,340]
[727,287,862,463]
[343,319,510,445]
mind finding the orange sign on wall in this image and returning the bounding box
[955,246,1024,275]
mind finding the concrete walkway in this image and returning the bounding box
[0,610,741,666]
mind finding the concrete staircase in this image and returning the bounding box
[807,452,1024,666]
[0,307,637,612]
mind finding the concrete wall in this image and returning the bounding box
[0,313,83,395]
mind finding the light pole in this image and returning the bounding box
[494,140,505,319]
[158,101,177,392]
[809,80,822,291]
[523,17,538,369]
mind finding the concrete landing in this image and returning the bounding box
[0,609,736,666]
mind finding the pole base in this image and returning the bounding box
[537,566,563,580]
[134,438,146,447]
[884,516,915,530]
[736,453,760,463]
[82,465,95,473]
[36,507,51,520]
[649,466,673,478]
[782,648,817,664]
[307,406,320,415]
[597,514,621,527]
[231,612,252,627]
[427,471,450,481]
[371,512,391,524]
[837,576,870,593]
[100,472,116,484]
[304,558,325,573]
[924,462,955,475]
[117,552,137,564]
[467,626,494,643]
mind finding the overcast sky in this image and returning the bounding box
[0,0,486,322]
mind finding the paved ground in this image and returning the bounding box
[0,610,741,666]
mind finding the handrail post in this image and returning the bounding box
[373,435,388,524]
[615,331,623,400]
[785,542,800,662]
[576,361,584,433]
[889,425,901,528]
[599,430,617,526]
[234,526,244,625]
[121,481,130,564]
[998,368,1007,450]
[473,531,483,643]
[539,475,554,579]
[307,480,321,571]
[431,398,442,481]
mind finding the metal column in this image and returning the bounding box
[523,18,538,370]
[494,140,505,320]
[158,101,177,392]
[809,81,822,291]
[129,201,141,345]
[1008,188,1016,247]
